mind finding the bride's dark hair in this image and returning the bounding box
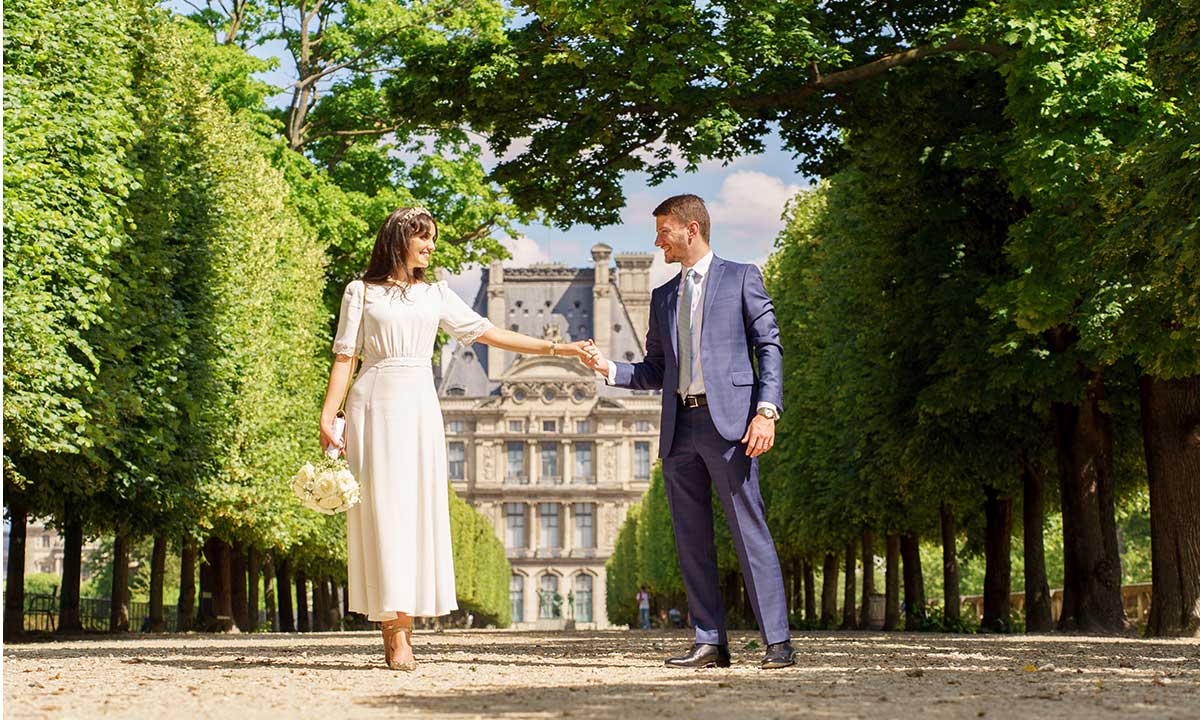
[362,207,438,292]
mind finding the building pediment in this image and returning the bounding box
[498,355,600,405]
[501,354,596,382]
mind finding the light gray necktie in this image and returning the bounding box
[677,269,695,395]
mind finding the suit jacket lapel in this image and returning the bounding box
[662,273,681,364]
[700,256,726,348]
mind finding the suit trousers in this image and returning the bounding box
[661,398,790,646]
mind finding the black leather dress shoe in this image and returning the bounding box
[760,640,796,669]
[665,643,731,668]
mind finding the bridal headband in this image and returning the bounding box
[395,206,432,223]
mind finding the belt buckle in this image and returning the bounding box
[683,394,701,408]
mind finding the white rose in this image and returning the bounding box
[315,474,339,498]
[300,462,316,482]
[318,494,343,510]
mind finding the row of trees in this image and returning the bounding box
[4,0,515,635]
[595,1,1199,636]
[758,0,1197,638]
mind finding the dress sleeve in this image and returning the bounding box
[438,281,493,345]
[332,280,365,357]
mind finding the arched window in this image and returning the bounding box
[574,574,594,623]
[510,574,525,623]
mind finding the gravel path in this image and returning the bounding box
[4,629,1199,719]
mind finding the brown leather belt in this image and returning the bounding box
[681,393,707,408]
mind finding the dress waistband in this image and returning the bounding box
[360,356,432,370]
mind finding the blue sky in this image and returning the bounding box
[169,3,811,294]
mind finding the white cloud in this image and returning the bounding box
[443,233,552,302]
[707,171,806,257]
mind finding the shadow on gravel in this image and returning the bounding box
[355,678,780,718]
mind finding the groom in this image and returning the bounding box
[583,194,794,669]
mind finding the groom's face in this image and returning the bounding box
[654,214,692,264]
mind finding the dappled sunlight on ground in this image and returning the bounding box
[4,630,1198,719]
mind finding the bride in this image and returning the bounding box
[319,206,592,670]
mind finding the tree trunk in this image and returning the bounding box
[883,534,900,630]
[230,541,249,631]
[4,490,28,638]
[276,557,295,632]
[859,530,875,629]
[841,540,857,629]
[342,582,349,620]
[1022,463,1054,633]
[940,505,961,626]
[109,532,131,633]
[197,537,215,629]
[982,485,1014,632]
[178,536,197,632]
[1051,362,1124,633]
[820,552,839,627]
[263,553,277,631]
[57,503,84,634]
[1141,374,1200,637]
[803,560,816,623]
[900,534,925,629]
[147,533,167,632]
[313,574,329,631]
[295,571,310,632]
[247,547,260,633]
[203,536,236,632]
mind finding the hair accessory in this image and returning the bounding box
[395,206,432,224]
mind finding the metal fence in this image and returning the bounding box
[3,591,179,633]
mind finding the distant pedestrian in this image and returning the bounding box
[637,586,652,630]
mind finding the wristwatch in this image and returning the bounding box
[756,406,779,421]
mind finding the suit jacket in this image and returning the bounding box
[612,255,783,457]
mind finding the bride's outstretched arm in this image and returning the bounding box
[477,327,593,359]
[320,354,356,455]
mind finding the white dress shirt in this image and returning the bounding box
[602,251,778,417]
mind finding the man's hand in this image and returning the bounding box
[580,340,611,375]
[740,414,775,457]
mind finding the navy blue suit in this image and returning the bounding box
[611,256,789,646]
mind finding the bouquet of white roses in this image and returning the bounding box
[292,415,361,514]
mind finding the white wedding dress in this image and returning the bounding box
[333,279,493,621]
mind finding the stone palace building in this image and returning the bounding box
[438,244,662,629]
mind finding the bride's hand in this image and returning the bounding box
[558,339,594,360]
[320,419,344,457]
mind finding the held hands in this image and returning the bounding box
[740,414,775,457]
[558,339,610,375]
[578,339,610,375]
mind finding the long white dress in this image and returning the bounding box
[333,279,493,621]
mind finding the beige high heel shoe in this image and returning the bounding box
[381,618,417,671]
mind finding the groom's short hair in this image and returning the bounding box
[653,194,710,242]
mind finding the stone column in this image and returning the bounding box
[486,261,507,380]
[530,502,540,552]
[591,244,613,357]
[562,439,573,485]
[525,574,539,623]
[527,440,538,485]
[595,569,609,629]
[563,503,574,555]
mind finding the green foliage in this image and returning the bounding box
[4,0,143,479]
[20,573,65,598]
[449,486,512,627]
[605,503,641,626]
